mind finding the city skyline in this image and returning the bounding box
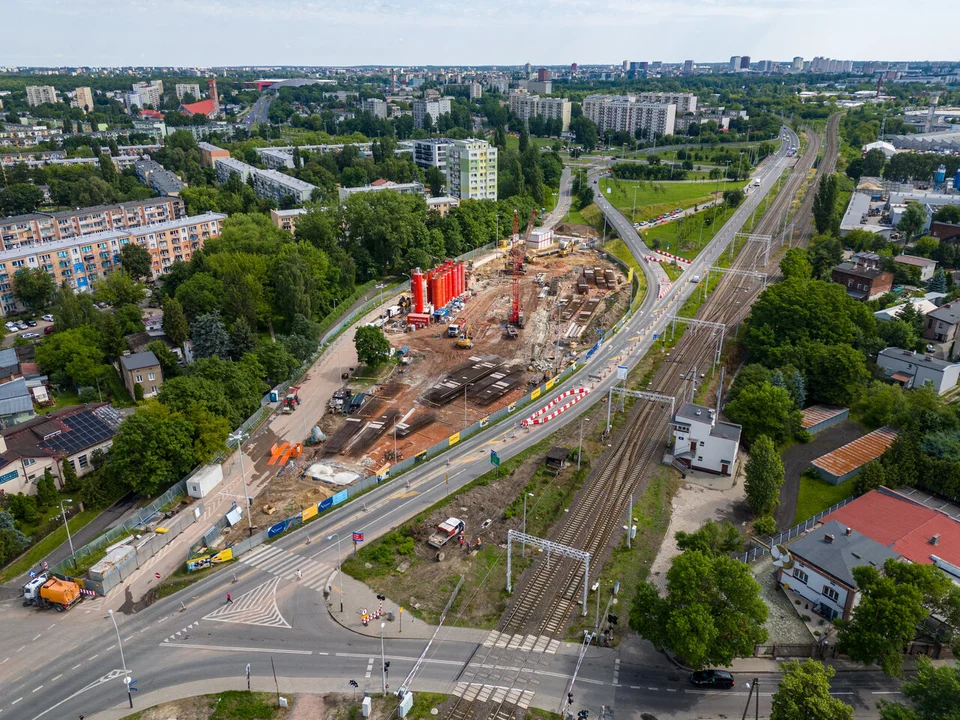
[2,0,956,67]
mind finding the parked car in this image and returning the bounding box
[41,314,54,322]
[689,670,735,688]
[4,322,16,331]
[15,322,28,330]
[675,207,683,213]
[25,320,37,327]
[21,333,39,339]
[44,326,55,335]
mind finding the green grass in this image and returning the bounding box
[504,135,559,153]
[642,203,738,260]
[660,262,683,282]
[38,389,83,414]
[0,508,99,583]
[793,474,855,525]
[603,238,641,274]
[599,177,748,223]
[121,691,279,720]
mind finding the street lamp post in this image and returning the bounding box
[380,621,387,695]
[375,283,386,308]
[59,498,77,572]
[592,581,601,632]
[227,431,254,537]
[327,534,344,613]
[107,609,133,709]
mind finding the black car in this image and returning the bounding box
[689,669,735,688]
[25,320,37,327]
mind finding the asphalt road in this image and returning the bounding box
[1,127,874,720]
[243,95,273,127]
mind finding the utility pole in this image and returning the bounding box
[577,417,584,470]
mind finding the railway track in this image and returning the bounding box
[445,130,831,720]
[795,113,842,245]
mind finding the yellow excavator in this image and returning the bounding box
[456,323,474,349]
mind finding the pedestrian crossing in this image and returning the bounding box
[454,682,535,709]
[482,630,560,654]
[239,544,334,592]
[204,577,291,628]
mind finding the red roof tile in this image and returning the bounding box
[823,488,960,568]
[138,109,165,119]
[180,99,216,116]
[370,178,392,187]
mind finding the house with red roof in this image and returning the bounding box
[822,486,960,581]
[179,98,219,119]
[138,109,165,120]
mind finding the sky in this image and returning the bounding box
[2,0,957,67]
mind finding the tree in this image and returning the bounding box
[779,247,812,280]
[119,243,153,281]
[12,267,55,314]
[929,267,948,293]
[725,382,800,444]
[35,469,58,510]
[60,456,81,493]
[577,181,594,210]
[98,153,117,185]
[571,116,598,151]
[354,325,391,366]
[255,341,299,386]
[95,270,145,306]
[107,405,196,495]
[674,519,742,557]
[898,203,928,243]
[0,184,44,215]
[812,174,839,236]
[934,206,960,224]
[36,326,108,386]
[175,272,223,320]
[0,510,30,565]
[161,296,190,348]
[425,166,445,198]
[8,493,38,524]
[228,317,256,361]
[190,312,229,359]
[770,660,854,720]
[147,340,181,379]
[518,125,529,153]
[744,435,785,515]
[52,282,97,330]
[723,188,745,207]
[133,382,144,402]
[807,235,844,279]
[861,148,887,178]
[629,550,767,668]
[878,656,960,720]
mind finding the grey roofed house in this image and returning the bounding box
[0,377,35,424]
[119,350,159,372]
[787,519,900,587]
[0,347,18,378]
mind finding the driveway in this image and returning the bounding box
[775,420,865,528]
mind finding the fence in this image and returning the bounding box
[736,496,856,564]
[751,641,953,661]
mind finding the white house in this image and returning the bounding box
[670,402,741,476]
[876,347,960,395]
[893,255,938,283]
[778,520,900,621]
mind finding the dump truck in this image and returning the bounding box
[22,574,82,612]
[428,518,465,548]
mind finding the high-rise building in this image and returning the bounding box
[412,138,454,172]
[740,56,751,70]
[729,56,741,73]
[468,83,483,100]
[570,63,578,73]
[581,95,677,137]
[631,92,697,115]
[509,92,572,131]
[524,62,532,75]
[537,68,552,82]
[72,87,94,113]
[25,86,57,106]
[445,139,497,201]
[682,60,694,76]
[413,98,452,129]
[175,83,201,102]
[362,98,388,119]
[792,56,804,71]
[130,81,162,109]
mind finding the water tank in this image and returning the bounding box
[411,268,426,314]
[936,164,947,185]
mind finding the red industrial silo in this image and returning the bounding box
[431,273,443,308]
[411,268,426,313]
[457,262,465,296]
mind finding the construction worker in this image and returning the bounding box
[476,537,483,550]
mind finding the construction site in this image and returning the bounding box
[318,217,628,477]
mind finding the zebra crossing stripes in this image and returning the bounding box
[482,630,560,654]
[454,683,534,710]
[204,577,291,628]
[240,544,334,591]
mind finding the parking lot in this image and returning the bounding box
[897,486,960,520]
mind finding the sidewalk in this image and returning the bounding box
[325,569,488,644]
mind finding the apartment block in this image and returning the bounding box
[25,86,57,106]
[581,95,677,137]
[130,81,162,109]
[445,139,497,201]
[413,98,452,129]
[197,141,230,168]
[175,83,202,102]
[72,87,94,113]
[260,147,295,169]
[338,181,425,202]
[134,159,185,196]
[412,138,454,171]
[214,156,256,184]
[270,208,308,233]
[0,213,225,316]
[508,92,572,131]
[631,92,698,116]
[0,197,185,251]
[253,169,317,205]
[362,98,388,119]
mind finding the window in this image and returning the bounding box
[151,386,157,394]
[792,567,809,584]
[699,441,705,447]
[77,454,89,469]
[135,374,143,383]
[697,456,703,461]
[22,458,36,467]
[148,372,155,381]
[822,585,840,603]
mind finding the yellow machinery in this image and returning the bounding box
[456,324,474,349]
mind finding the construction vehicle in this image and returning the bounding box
[282,385,302,414]
[508,209,538,329]
[447,323,461,338]
[504,326,519,340]
[428,518,465,548]
[456,324,474,349]
[22,574,82,612]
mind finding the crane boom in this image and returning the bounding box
[509,209,538,328]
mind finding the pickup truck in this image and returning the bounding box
[428,518,465,548]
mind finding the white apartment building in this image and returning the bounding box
[412,138,454,171]
[670,403,741,476]
[72,87,94,113]
[413,98,452,129]
[338,181,425,202]
[252,169,317,205]
[362,98,388,119]
[631,92,697,116]
[508,92,572,131]
[445,139,497,201]
[131,81,162,109]
[581,95,677,137]
[468,83,483,100]
[260,148,295,169]
[215,156,256,184]
[485,75,509,94]
[25,86,57,106]
[175,83,202,102]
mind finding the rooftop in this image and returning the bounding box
[823,488,960,574]
[878,347,959,371]
[0,377,33,417]
[255,169,318,192]
[0,197,181,227]
[894,254,937,268]
[788,519,901,588]
[119,350,159,372]
[180,98,216,116]
[810,426,898,478]
[927,300,960,325]
[800,405,847,430]
[0,403,124,467]
[833,262,889,281]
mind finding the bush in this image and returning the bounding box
[133,382,144,402]
[78,387,98,403]
[794,429,812,443]
[8,494,38,524]
[753,515,777,536]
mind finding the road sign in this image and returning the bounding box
[29,570,36,578]
[489,450,500,467]
[128,679,138,692]
[616,365,628,381]
[155,572,161,579]
[352,531,364,542]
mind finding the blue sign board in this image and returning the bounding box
[0,469,19,485]
[267,519,289,538]
[318,496,333,512]
[331,490,348,506]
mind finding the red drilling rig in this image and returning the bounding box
[508,209,538,328]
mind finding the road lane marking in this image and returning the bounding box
[70,663,81,670]
[11,699,21,705]
[50,675,61,682]
[123,635,134,642]
[88,654,98,660]
[161,643,311,655]
[1,658,7,664]
[32,686,42,693]
[17,646,24,653]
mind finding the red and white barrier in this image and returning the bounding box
[655,251,692,265]
[658,279,672,299]
[521,387,590,427]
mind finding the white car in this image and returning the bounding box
[42,314,54,322]
[21,333,39,339]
